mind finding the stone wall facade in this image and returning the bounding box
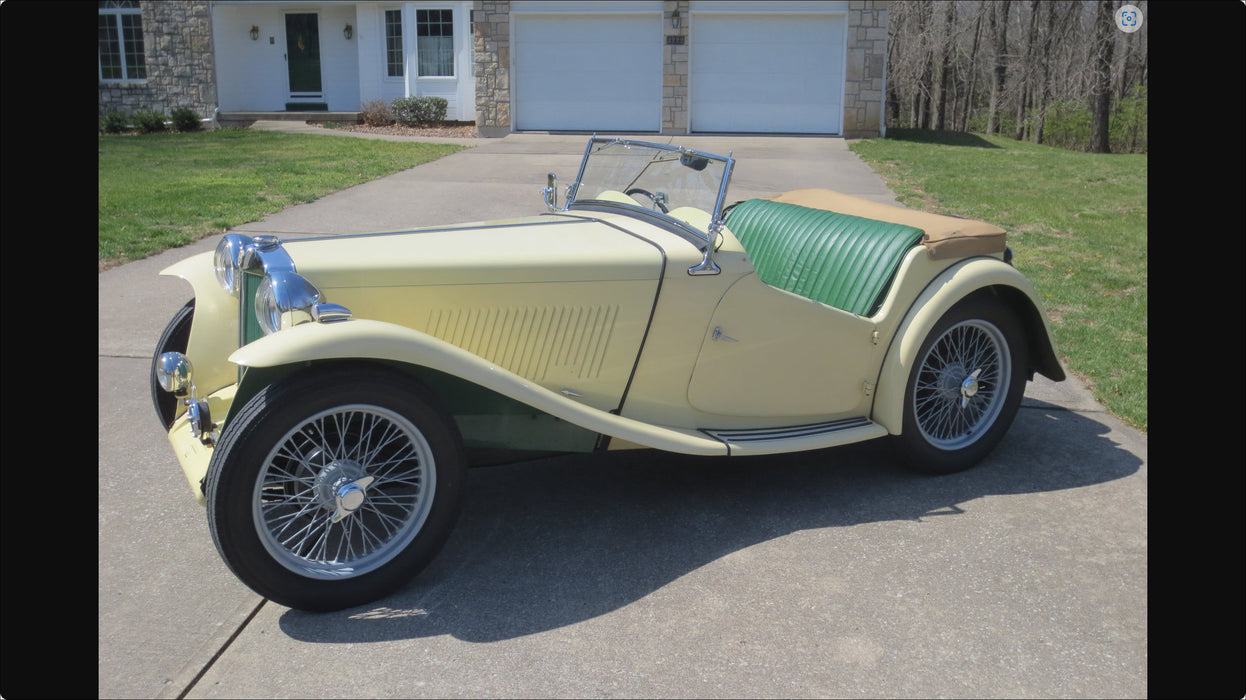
[842,1,888,138]
[98,1,218,123]
[473,0,512,138]
[661,0,689,135]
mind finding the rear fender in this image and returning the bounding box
[872,257,1065,434]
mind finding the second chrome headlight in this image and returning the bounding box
[254,271,321,335]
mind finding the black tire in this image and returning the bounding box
[151,300,195,430]
[895,295,1028,475]
[205,364,465,612]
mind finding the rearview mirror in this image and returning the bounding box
[680,153,709,171]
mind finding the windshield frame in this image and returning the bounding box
[564,137,735,245]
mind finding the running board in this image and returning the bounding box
[703,418,888,456]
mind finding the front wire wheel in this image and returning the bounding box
[896,296,1028,474]
[207,366,464,612]
[255,404,436,580]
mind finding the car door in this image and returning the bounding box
[687,273,883,420]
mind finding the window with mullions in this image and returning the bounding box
[385,9,404,77]
[416,9,453,77]
[99,0,146,81]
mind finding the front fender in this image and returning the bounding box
[873,257,1065,434]
[229,319,728,456]
[160,251,242,398]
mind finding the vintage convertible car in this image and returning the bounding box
[154,137,1064,612]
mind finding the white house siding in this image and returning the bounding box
[355,2,476,121]
[212,2,359,111]
[213,1,472,119]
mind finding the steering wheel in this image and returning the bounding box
[625,188,669,213]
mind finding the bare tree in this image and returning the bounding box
[1015,1,1041,140]
[1032,0,1056,143]
[985,0,1011,135]
[959,5,985,132]
[1089,0,1115,153]
[930,1,957,131]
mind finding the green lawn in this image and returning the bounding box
[98,129,465,269]
[850,129,1147,431]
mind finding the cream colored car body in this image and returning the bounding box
[159,139,1063,505]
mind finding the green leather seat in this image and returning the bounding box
[724,199,924,317]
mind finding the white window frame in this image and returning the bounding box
[383,8,405,79]
[413,6,456,79]
[98,0,146,82]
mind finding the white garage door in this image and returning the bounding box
[514,14,663,131]
[691,13,845,133]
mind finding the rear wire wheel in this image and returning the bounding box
[896,296,1028,474]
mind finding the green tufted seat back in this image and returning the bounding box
[724,199,925,317]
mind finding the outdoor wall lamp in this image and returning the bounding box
[670,9,681,29]
[250,25,260,41]
[343,23,353,40]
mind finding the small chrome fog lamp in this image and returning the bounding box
[214,234,254,295]
[155,352,193,396]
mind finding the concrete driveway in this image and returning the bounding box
[99,128,1147,698]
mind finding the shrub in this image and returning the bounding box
[100,110,130,134]
[132,110,168,134]
[359,99,394,126]
[171,107,202,132]
[391,96,448,126]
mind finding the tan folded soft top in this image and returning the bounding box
[764,189,1007,260]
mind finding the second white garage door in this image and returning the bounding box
[513,14,663,131]
[691,13,845,134]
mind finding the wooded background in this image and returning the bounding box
[885,0,1147,153]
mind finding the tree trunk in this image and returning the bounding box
[931,1,956,131]
[986,0,1010,135]
[1033,1,1055,143]
[1090,0,1115,153]
[961,11,983,132]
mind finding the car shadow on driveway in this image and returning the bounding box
[275,400,1141,643]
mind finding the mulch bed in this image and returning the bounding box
[308,121,478,138]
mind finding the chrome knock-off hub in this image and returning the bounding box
[313,460,375,523]
[959,369,982,408]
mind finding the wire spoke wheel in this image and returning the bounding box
[897,296,1027,475]
[207,366,464,612]
[913,320,1009,450]
[255,405,436,579]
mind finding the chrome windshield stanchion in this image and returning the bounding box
[688,222,724,276]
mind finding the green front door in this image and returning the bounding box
[285,13,322,97]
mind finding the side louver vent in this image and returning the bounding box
[428,305,619,381]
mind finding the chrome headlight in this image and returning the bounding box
[214,234,253,296]
[254,271,322,335]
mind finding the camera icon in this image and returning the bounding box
[1115,5,1143,33]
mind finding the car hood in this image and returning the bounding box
[281,215,665,288]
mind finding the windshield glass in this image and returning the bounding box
[566,138,734,240]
